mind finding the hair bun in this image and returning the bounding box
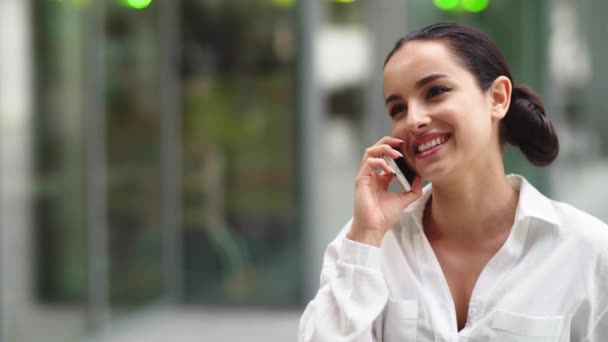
[501,86,559,166]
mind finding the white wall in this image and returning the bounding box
[0,0,34,340]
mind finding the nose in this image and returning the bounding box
[404,102,431,133]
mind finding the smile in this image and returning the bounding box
[416,135,450,154]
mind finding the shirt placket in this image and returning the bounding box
[413,228,459,341]
[413,216,531,341]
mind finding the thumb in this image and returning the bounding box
[410,176,423,195]
[400,176,423,204]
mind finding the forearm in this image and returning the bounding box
[298,238,389,342]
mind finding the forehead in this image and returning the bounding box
[383,40,472,92]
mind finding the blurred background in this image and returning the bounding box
[1,0,607,341]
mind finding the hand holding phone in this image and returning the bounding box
[348,137,422,247]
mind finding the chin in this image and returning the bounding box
[417,164,452,184]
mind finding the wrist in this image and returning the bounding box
[346,223,384,247]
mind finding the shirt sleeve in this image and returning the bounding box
[583,306,608,342]
[298,221,389,342]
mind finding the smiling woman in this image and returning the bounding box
[298,22,608,342]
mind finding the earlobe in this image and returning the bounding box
[490,76,512,120]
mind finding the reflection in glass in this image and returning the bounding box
[180,1,299,306]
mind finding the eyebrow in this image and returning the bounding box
[384,73,449,105]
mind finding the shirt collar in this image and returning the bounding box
[401,174,559,230]
[508,174,559,227]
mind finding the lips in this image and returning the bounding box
[412,133,451,156]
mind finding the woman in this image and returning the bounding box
[299,22,608,341]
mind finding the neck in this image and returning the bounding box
[424,162,519,243]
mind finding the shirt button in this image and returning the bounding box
[468,306,477,317]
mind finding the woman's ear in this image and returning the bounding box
[488,76,512,121]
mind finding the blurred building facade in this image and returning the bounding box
[1,0,607,341]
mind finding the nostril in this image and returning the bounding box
[417,121,430,129]
[413,123,429,133]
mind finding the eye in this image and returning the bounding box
[389,104,407,118]
[426,85,451,99]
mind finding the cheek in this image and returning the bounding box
[459,113,495,153]
[444,106,487,146]
[390,119,406,136]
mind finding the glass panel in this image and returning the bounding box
[104,2,164,314]
[30,0,165,339]
[180,1,300,306]
[30,1,88,341]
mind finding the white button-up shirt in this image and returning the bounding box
[299,175,608,341]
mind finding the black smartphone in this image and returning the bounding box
[383,147,417,192]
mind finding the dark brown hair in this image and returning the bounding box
[384,22,559,166]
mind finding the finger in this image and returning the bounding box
[360,157,394,176]
[374,136,404,147]
[410,175,423,195]
[362,144,403,161]
[381,171,395,182]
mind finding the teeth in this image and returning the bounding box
[417,137,446,152]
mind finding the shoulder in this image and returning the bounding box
[549,199,608,267]
[551,199,608,242]
[515,174,608,250]
[547,200,608,306]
